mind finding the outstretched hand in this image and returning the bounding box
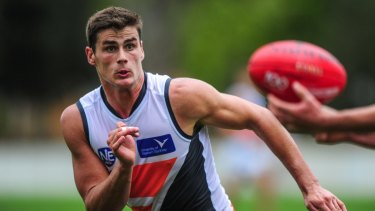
[107,122,140,167]
[267,82,336,133]
[303,185,346,211]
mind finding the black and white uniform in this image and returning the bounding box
[77,72,232,211]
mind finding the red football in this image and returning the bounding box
[247,40,347,103]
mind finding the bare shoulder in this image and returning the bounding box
[60,104,86,152]
[169,77,272,130]
[60,104,82,134]
[168,78,222,131]
[169,77,220,105]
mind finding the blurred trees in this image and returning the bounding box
[175,0,375,108]
[0,0,375,138]
[0,0,94,101]
[0,0,95,138]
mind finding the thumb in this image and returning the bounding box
[315,132,328,142]
[292,82,315,101]
[117,121,126,128]
[315,132,345,144]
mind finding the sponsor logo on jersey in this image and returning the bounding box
[137,134,176,158]
[98,147,116,167]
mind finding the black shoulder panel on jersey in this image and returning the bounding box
[160,132,215,211]
[76,101,90,144]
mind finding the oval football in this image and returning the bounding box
[247,40,347,103]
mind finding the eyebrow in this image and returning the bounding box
[102,40,118,46]
[124,37,137,43]
[102,37,138,46]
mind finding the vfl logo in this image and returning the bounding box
[98,147,116,167]
[137,134,176,158]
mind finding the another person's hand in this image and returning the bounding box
[315,132,349,145]
[267,82,337,133]
[107,121,140,167]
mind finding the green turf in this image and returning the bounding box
[231,196,375,211]
[0,197,85,211]
[0,196,373,211]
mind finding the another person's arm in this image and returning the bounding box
[315,131,375,149]
[169,78,346,211]
[267,82,375,132]
[60,105,139,211]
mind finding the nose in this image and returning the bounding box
[117,48,128,64]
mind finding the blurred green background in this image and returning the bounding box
[2,0,375,139]
[1,0,375,210]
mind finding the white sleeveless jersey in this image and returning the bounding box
[77,72,232,211]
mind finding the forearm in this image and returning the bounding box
[85,164,133,211]
[347,132,375,148]
[324,105,375,132]
[253,109,319,195]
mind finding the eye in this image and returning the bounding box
[105,46,117,53]
[125,43,136,51]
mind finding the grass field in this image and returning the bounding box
[0,196,374,211]
[2,141,375,210]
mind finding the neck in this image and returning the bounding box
[102,74,145,118]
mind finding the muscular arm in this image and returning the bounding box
[60,105,137,211]
[169,78,346,211]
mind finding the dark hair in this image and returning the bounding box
[86,7,143,51]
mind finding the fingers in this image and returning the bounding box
[117,121,126,128]
[107,124,140,149]
[267,82,317,113]
[315,132,347,144]
[266,82,311,104]
[267,94,290,119]
[119,126,140,137]
[109,133,136,151]
[304,186,347,211]
[328,198,347,211]
[307,200,346,211]
[292,82,314,102]
[108,126,140,139]
[315,133,329,143]
[268,94,301,126]
[306,200,332,211]
[284,123,309,133]
[116,121,140,137]
[306,193,347,211]
[335,199,347,211]
[327,199,340,211]
[110,135,126,151]
[332,199,343,210]
[267,93,292,111]
[306,204,320,211]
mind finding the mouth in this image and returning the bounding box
[116,69,130,77]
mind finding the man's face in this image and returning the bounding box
[86,26,145,90]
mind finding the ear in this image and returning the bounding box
[140,40,145,60]
[85,46,96,66]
